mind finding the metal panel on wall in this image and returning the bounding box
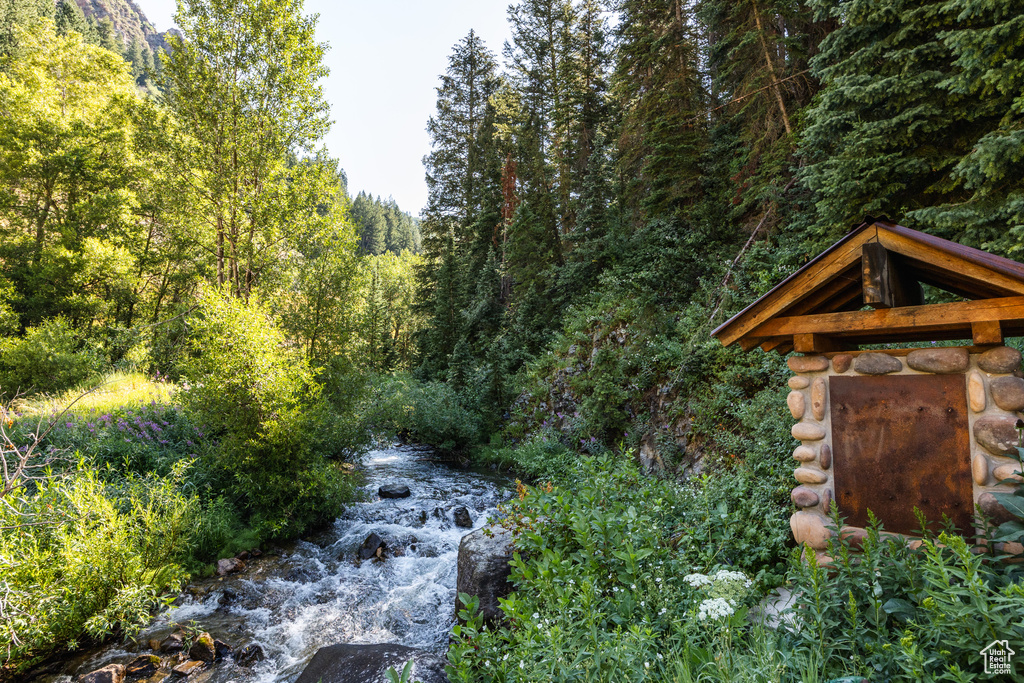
[830,374,974,535]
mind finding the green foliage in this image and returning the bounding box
[785,513,1024,681]
[0,465,192,669]
[445,457,769,682]
[361,373,481,456]
[0,316,100,397]
[178,288,360,539]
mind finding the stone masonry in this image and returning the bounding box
[787,345,1024,564]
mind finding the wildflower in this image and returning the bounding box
[684,573,712,588]
[697,597,734,621]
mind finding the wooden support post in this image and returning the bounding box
[794,334,842,353]
[862,242,924,309]
[972,320,1003,345]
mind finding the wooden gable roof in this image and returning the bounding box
[712,221,1024,355]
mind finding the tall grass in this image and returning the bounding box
[13,371,176,417]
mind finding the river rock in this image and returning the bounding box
[794,467,828,485]
[970,371,987,412]
[79,664,125,683]
[456,525,513,624]
[793,445,816,462]
[993,462,1024,483]
[978,492,1018,525]
[819,444,832,470]
[991,377,1024,411]
[214,639,232,661]
[788,376,810,390]
[841,527,868,549]
[453,507,473,528]
[379,484,412,499]
[810,378,827,421]
[974,415,1021,456]
[792,423,826,441]
[979,346,1022,374]
[216,557,245,576]
[822,489,833,514]
[787,391,806,419]
[358,533,387,561]
[125,656,160,681]
[788,355,829,373]
[236,644,266,667]
[159,633,184,654]
[295,644,449,683]
[189,632,216,663]
[790,511,833,550]
[791,486,820,508]
[171,661,204,678]
[973,454,991,485]
[906,347,969,374]
[854,353,902,375]
[832,354,853,374]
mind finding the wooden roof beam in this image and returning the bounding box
[749,295,1024,340]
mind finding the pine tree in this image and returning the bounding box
[913,0,1024,250]
[614,0,706,218]
[54,0,88,38]
[423,30,501,233]
[798,0,975,243]
[0,0,53,59]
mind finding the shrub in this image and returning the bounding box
[0,465,192,669]
[362,373,481,455]
[784,512,1024,682]
[0,317,100,397]
[446,457,767,682]
[176,288,359,540]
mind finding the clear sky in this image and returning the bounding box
[140,0,513,216]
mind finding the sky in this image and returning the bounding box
[140,0,514,216]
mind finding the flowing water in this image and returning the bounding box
[38,445,510,683]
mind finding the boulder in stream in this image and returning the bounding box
[188,632,216,663]
[235,643,266,667]
[358,532,387,561]
[295,643,448,683]
[378,483,411,499]
[78,664,125,683]
[453,507,473,528]
[216,557,245,576]
[124,655,161,681]
[214,639,233,661]
[456,525,513,624]
[159,633,183,654]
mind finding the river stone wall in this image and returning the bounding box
[786,346,1024,564]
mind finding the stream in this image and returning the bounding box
[36,445,510,683]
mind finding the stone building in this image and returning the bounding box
[712,221,1024,562]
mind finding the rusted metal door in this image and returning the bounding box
[830,374,974,536]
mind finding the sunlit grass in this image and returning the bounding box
[14,371,177,417]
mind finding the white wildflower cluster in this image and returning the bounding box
[697,597,736,621]
[683,573,712,588]
[712,569,753,588]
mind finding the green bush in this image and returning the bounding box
[446,457,769,682]
[784,513,1024,682]
[362,373,481,455]
[0,316,100,397]
[177,288,361,540]
[0,465,193,670]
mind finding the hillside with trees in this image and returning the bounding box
[2,0,1024,680]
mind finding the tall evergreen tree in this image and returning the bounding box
[54,0,88,38]
[798,0,973,244]
[614,0,705,218]
[0,0,53,60]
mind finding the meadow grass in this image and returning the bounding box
[13,370,176,417]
